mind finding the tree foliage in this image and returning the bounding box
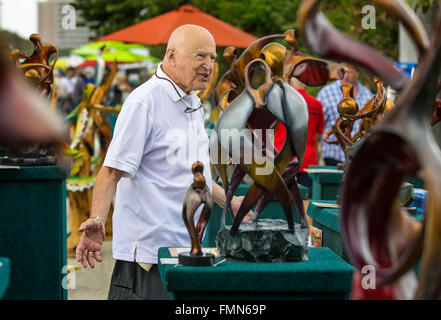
[73,0,415,58]
[73,0,435,90]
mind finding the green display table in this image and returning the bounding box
[307,201,348,263]
[158,247,353,300]
[308,165,425,201]
[0,165,67,300]
[308,166,343,201]
[0,258,10,299]
[203,183,309,247]
[307,200,424,265]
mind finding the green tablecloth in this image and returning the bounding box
[203,183,309,247]
[0,258,10,299]
[0,165,67,300]
[158,246,353,300]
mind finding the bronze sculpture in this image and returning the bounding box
[179,161,214,266]
[211,30,346,261]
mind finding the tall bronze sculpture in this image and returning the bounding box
[299,0,441,299]
[179,161,214,266]
[211,30,346,262]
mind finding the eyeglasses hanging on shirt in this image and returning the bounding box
[155,71,204,113]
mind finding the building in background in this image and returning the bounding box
[38,0,94,50]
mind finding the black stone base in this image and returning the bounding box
[216,219,309,262]
[178,252,215,266]
[0,157,57,166]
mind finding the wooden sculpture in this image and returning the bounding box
[66,62,118,257]
[299,0,441,299]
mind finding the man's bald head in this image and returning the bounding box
[166,24,215,53]
[161,25,216,94]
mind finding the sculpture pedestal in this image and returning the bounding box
[308,166,344,201]
[0,157,57,166]
[178,252,215,266]
[0,165,67,300]
[216,219,308,262]
[0,258,10,299]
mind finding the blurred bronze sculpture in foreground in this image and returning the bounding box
[179,161,214,266]
[299,0,441,299]
[211,30,345,262]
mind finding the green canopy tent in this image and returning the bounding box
[71,41,159,63]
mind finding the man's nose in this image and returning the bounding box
[202,58,214,72]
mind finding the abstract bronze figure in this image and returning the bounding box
[11,34,58,106]
[210,30,346,262]
[179,161,214,266]
[299,0,441,299]
[212,31,345,225]
[322,78,393,159]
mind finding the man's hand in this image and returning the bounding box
[75,219,104,269]
[230,196,253,222]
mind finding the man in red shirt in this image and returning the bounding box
[274,77,324,197]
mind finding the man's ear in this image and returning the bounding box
[166,48,177,66]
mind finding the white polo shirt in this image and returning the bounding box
[103,64,212,264]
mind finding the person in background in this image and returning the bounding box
[65,67,83,112]
[117,74,132,104]
[53,69,69,115]
[316,64,372,166]
[274,77,324,196]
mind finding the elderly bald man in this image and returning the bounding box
[75,25,250,300]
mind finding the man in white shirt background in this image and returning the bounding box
[75,24,251,300]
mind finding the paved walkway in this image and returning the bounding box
[67,241,114,300]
